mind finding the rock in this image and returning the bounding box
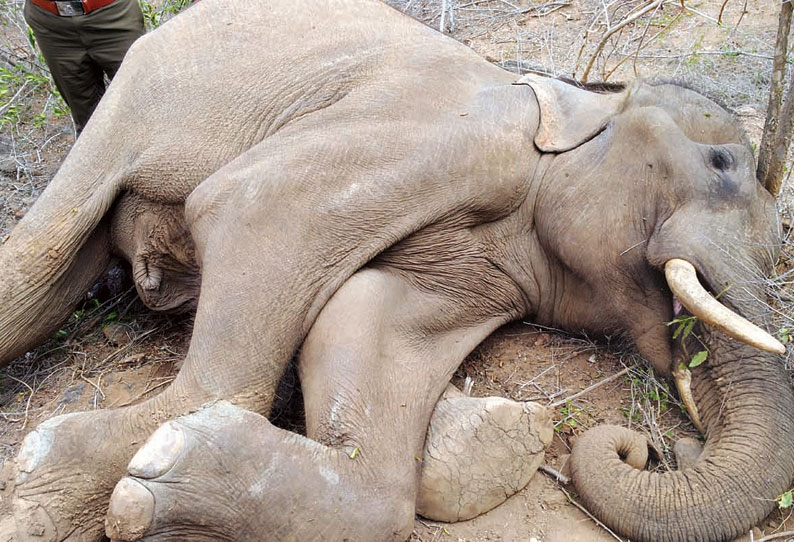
[59,382,86,406]
[734,104,757,117]
[103,323,134,347]
[0,158,18,176]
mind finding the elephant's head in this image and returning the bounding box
[519,75,791,541]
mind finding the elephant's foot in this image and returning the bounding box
[106,402,414,542]
[673,363,704,434]
[10,409,157,542]
[416,386,553,522]
[105,403,267,541]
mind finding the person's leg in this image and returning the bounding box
[24,1,105,132]
[81,0,145,80]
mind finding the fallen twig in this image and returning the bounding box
[560,486,625,541]
[549,367,630,408]
[80,373,105,401]
[5,374,34,431]
[755,530,794,542]
[110,377,173,408]
[539,464,570,485]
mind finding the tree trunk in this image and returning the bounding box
[757,0,793,197]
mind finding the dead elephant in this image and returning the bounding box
[0,0,791,541]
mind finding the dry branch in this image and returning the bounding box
[581,0,664,83]
[560,486,626,542]
[758,0,793,197]
[549,367,630,408]
[755,530,794,542]
[539,464,571,485]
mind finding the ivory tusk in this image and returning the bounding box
[673,364,704,434]
[664,258,786,355]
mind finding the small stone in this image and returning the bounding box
[0,158,17,175]
[103,323,134,347]
[59,382,86,405]
[534,333,551,346]
[734,104,757,117]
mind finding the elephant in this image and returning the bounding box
[0,0,791,540]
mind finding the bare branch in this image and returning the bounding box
[755,530,794,542]
[758,0,793,197]
[716,0,729,25]
[582,0,664,83]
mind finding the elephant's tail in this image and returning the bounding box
[0,129,125,366]
[569,340,794,542]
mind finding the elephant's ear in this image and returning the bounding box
[516,74,629,152]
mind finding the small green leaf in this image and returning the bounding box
[103,311,119,326]
[349,447,359,459]
[778,490,793,509]
[682,318,696,340]
[668,315,697,341]
[689,350,708,368]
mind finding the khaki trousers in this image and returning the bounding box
[24,0,145,133]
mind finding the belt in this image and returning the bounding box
[30,0,117,16]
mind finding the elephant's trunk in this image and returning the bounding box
[0,133,122,366]
[569,331,794,542]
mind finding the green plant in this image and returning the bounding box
[0,2,70,130]
[667,315,709,368]
[0,62,66,128]
[53,299,101,340]
[555,401,591,432]
[620,403,641,422]
[138,0,192,30]
[778,489,793,509]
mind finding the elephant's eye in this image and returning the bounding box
[709,147,734,171]
[706,148,740,199]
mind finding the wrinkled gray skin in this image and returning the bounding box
[0,0,791,541]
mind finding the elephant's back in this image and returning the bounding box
[104,0,508,203]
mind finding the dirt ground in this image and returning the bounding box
[1,1,794,541]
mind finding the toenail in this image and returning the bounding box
[127,422,184,479]
[16,429,54,483]
[106,478,155,540]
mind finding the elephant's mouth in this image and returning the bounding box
[663,258,785,433]
[664,258,784,354]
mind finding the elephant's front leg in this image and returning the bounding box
[104,266,529,540]
[299,268,553,524]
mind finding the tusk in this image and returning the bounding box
[664,259,786,354]
[673,363,704,434]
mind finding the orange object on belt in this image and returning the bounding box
[30,0,117,16]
